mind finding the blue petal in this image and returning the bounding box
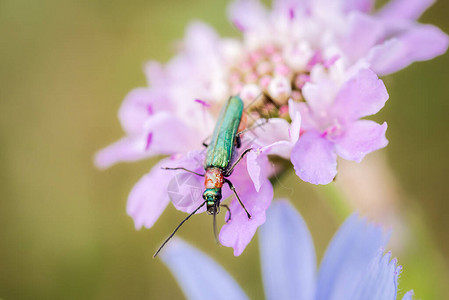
[160,238,249,300]
[259,200,316,300]
[351,251,401,299]
[402,290,414,300]
[316,214,389,300]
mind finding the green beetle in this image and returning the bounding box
[154,95,253,257]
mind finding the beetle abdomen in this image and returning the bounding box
[205,96,244,170]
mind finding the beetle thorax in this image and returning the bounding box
[204,167,224,189]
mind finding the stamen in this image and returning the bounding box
[194,99,211,108]
[307,52,322,70]
[233,20,245,31]
[289,8,295,20]
[145,132,153,151]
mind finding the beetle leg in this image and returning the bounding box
[235,118,269,137]
[153,201,207,258]
[224,179,251,219]
[224,148,253,177]
[202,135,211,148]
[212,203,219,243]
[161,167,204,177]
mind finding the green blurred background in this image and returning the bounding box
[1,0,448,299]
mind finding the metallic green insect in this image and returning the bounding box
[154,95,253,257]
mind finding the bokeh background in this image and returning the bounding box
[1,0,448,299]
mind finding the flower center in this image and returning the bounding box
[321,122,344,142]
[227,43,314,120]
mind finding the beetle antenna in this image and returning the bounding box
[212,204,219,244]
[153,201,206,258]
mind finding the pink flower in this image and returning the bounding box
[229,0,448,76]
[229,0,447,184]
[292,67,389,184]
[95,0,447,254]
[248,65,388,184]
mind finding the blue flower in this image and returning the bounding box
[160,200,413,300]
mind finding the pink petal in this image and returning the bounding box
[246,149,272,192]
[119,88,171,135]
[259,141,297,160]
[302,81,335,115]
[184,22,220,56]
[127,152,207,230]
[367,25,449,75]
[94,136,153,169]
[119,88,152,134]
[291,131,337,185]
[219,155,273,256]
[167,170,204,213]
[335,121,388,163]
[250,118,291,148]
[244,118,297,159]
[340,13,384,61]
[219,180,273,256]
[247,151,263,192]
[297,102,317,131]
[95,114,200,169]
[165,151,207,214]
[144,112,201,154]
[227,0,268,32]
[127,159,173,229]
[143,61,166,87]
[377,0,435,21]
[333,68,388,121]
[342,0,374,13]
[288,99,302,144]
[272,0,311,17]
[365,38,402,75]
